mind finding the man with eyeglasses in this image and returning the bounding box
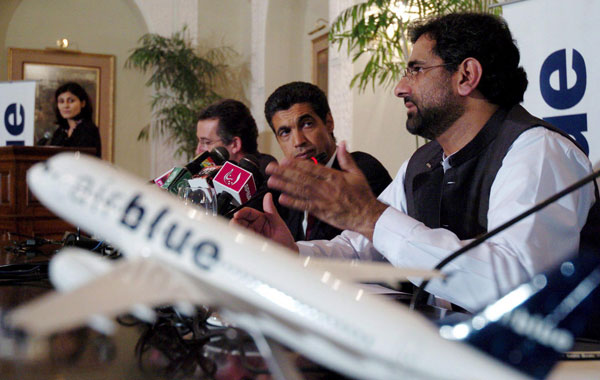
[232,13,598,312]
[196,99,276,176]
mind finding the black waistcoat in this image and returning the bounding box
[403,105,592,241]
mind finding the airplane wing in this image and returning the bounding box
[7,256,215,337]
[299,256,444,284]
[49,248,116,292]
[7,250,445,339]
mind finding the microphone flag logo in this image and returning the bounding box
[223,168,242,186]
[213,162,257,204]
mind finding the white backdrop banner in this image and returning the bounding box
[503,0,600,165]
[0,81,36,147]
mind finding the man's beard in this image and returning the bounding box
[405,90,465,140]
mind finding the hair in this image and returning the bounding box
[264,81,331,132]
[197,99,258,154]
[409,12,528,108]
[54,82,94,128]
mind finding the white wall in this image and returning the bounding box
[328,0,414,176]
[2,0,152,178]
[351,65,414,176]
[0,0,20,83]
[263,1,308,99]
[1,0,417,179]
[197,0,252,103]
[258,0,310,161]
[256,0,418,173]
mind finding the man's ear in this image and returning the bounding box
[455,57,483,97]
[229,136,243,155]
[325,112,335,134]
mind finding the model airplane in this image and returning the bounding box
[6,152,599,380]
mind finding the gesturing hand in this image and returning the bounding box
[266,142,388,240]
[230,192,298,252]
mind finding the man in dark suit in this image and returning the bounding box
[264,81,392,241]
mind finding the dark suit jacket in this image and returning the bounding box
[49,119,102,157]
[280,151,392,241]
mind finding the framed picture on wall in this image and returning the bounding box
[7,48,114,161]
[312,33,328,96]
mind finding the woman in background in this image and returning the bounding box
[49,82,101,157]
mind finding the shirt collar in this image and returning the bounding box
[325,149,337,168]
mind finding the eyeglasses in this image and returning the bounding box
[197,138,222,149]
[401,63,453,80]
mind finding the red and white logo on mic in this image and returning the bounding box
[213,162,257,204]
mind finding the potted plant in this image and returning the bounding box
[126,27,234,159]
[329,0,501,92]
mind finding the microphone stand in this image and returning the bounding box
[410,168,600,310]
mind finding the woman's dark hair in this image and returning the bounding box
[54,82,93,127]
[410,13,528,107]
[197,99,259,154]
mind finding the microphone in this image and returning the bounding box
[221,152,325,217]
[222,188,269,218]
[161,147,229,194]
[186,146,229,174]
[188,164,223,189]
[186,155,248,216]
[216,192,235,216]
[220,155,269,218]
[238,154,265,189]
[213,161,257,205]
[185,148,235,189]
[152,168,175,187]
[37,131,52,146]
[410,168,600,309]
[213,160,258,216]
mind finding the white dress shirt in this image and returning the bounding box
[297,127,595,311]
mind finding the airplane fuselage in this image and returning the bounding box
[24,153,528,380]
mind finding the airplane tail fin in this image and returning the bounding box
[439,253,600,379]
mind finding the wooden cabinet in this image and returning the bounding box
[0,146,94,240]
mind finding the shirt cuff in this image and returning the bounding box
[372,206,421,254]
[297,242,316,257]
